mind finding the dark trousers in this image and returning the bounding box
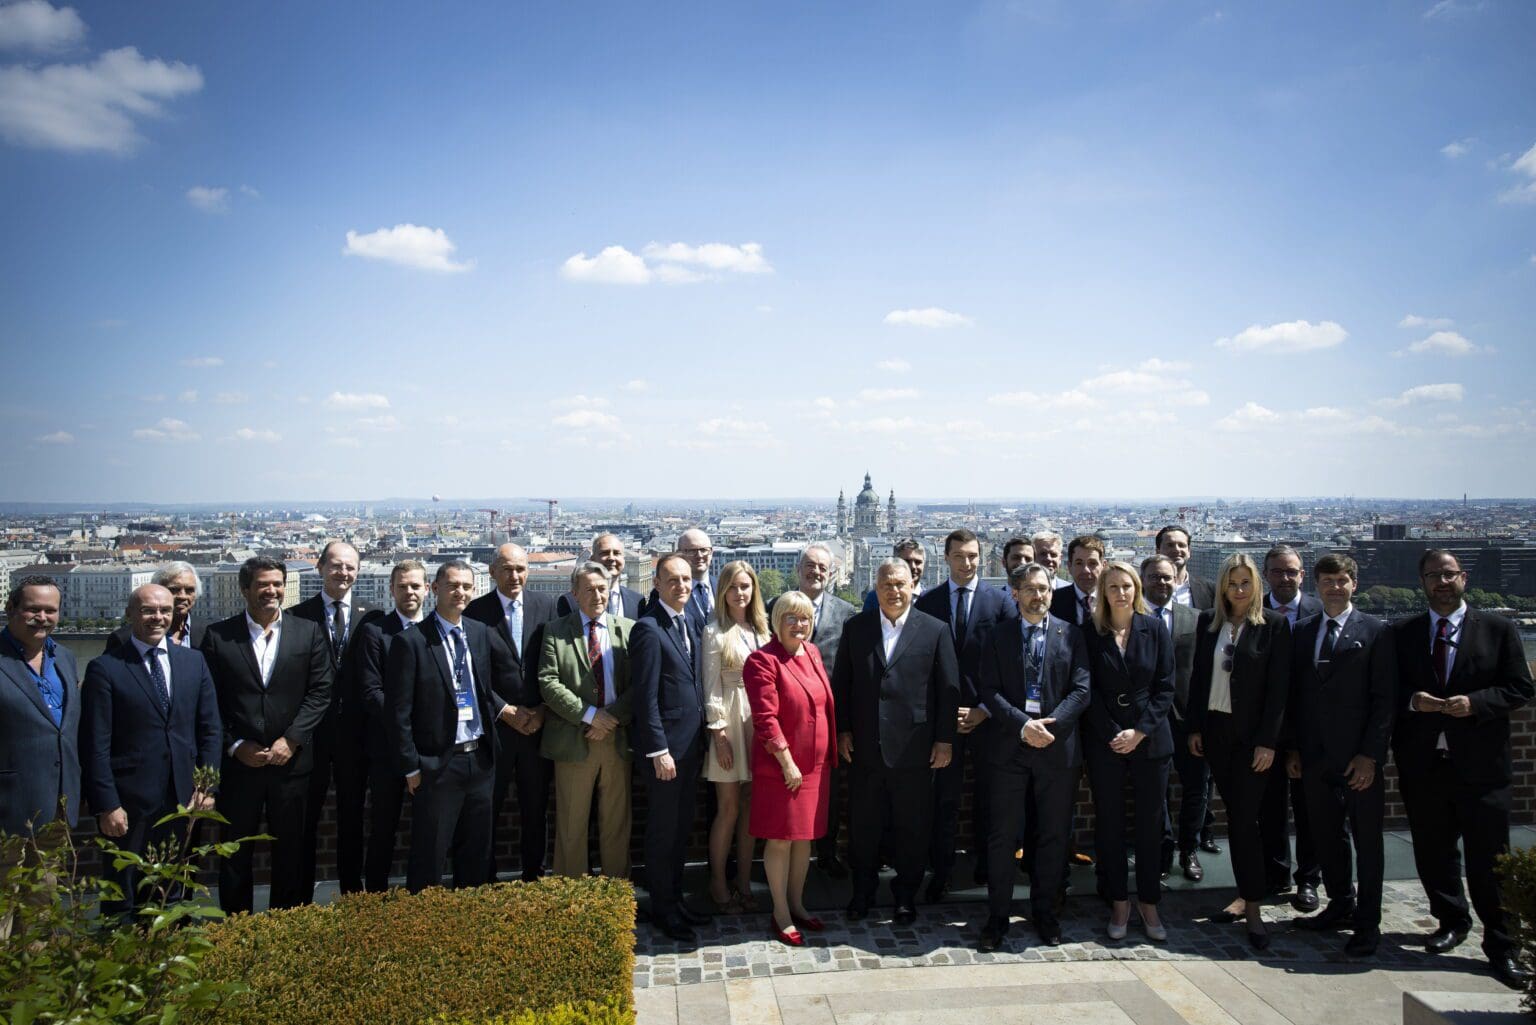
[218,760,311,914]
[101,793,177,917]
[1260,766,1320,888]
[931,723,991,886]
[815,756,842,862]
[1086,747,1170,904]
[987,755,1073,924]
[1301,765,1384,931]
[1164,717,1211,859]
[489,723,552,881]
[640,742,703,922]
[848,756,934,906]
[1399,756,1516,958]
[1202,713,1269,903]
[300,713,372,895]
[406,746,494,893]
[364,747,407,891]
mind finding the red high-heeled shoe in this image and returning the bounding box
[770,916,804,946]
[791,912,825,932]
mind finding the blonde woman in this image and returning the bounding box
[1186,553,1293,950]
[702,560,768,912]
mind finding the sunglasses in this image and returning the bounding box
[1221,642,1236,673]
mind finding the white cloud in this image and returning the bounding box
[642,241,772,275]
[1303,406,1351,420]
[842,415,916,434]
[36,429,73,444]
[343,223,473,273]
[698,417,770,437]
[876,357,912,373]
[1378,383,1464,407]
[621,379,649,393]
[233,426,281,443]
[1214,402,1282,431]
[560,245,651,285]
[0,1,84,52]
[986,388,1096,411]
[1214,319,1347,353]
[552,409,620,431]
[328,436,361,449]
[1137,357,1190,373]
[858,387,919,402]
[177,389,197,403]
[1079,369,1209,406]
[238,183,259,198]
[813,396,837,410]
[323,391,389,410]
[1499,142,1536,204]
[1424,0,1483,18]
[133,417,197,442]
[180,355,222,368]
[185,185,227,212]
[1404,330,1478,356]
[0,46,202,154]
[882,307,974,329]
[561,241,772,285]
[550,394,609,409]
[1440,139,1471,159]
[214,390,247,404]
[1399,313,1455,329]
[355,414,399,432]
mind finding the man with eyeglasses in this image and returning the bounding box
[1392,550,1533,989]
[676,529,716,634]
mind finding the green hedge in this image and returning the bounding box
[1497,847,1536,1015]
[192,877,635,1025]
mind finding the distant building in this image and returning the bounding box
[1349,538,1536,594]
[65,564,158,621]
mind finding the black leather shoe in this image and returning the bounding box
[817,853,849,880]
[1294,899,1356,931]
[1200,838,1222,855]
[977,917,1009,953]
[1291,882,1319,913]
[1491,955,1533,990]
[1247,927,1270,951]
[657,916,696,943]
[924,878,948,904]
[1181,852,1204,882]
[1426,924,1471,954]
[845,901,868,922]
[1344,929,1379,958]
[677,903,710,926]
[1036,920,1062,946]
[893,903,918,926]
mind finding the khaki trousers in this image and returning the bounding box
[552,734,631,879]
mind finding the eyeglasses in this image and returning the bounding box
[1421,571,1463,582]
[1221,643,1236,673]
[781,614,811,625]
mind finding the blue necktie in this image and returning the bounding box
[508,599,523,659]
[450,626,483,739]
[145,645,170,714]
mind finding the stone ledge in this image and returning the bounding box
[1403,990,1526,1025]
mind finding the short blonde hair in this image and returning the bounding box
[1091,561,1148,634]
[1211,553,1266,632]
[770,589,815,638]
[714,560,768,635]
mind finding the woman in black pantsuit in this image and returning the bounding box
[1187,553,1292,949]
[1083,562,1176,942]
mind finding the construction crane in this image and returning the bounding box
[527,499,559,537]
[479,508,506,542]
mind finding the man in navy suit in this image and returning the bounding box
[558,533,646,619]
[1261,543,1323,910]
[631,553,708,941]
[1284,554,1395,957]
[464,543,560,881]
[976,562,1090,951]
[915,528,1016,899]
[1049,535,1104,628]
[677,529,716,635]
[81,584,222,914]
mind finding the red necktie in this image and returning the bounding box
[588,617,606,705]
[1432,617,1450,693]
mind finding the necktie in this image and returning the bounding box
[608,589,621,617]
[954,586,970,646]
[1433,617,1450,693]
[1023,625,1042,688]
[145,646,170,714]
[330,599,346,666]
[588,617,606,706]
[1080,594,1092,625]
[508,599,523,659]
[1158,606,1171,632]
[1319,618,1339,669]
[450,626,483,737]
[675,613,691,658]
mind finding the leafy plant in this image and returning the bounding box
[1496,846,1536,1016]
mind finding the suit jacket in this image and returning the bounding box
[1187,608,1292,750]
[630,603,705,759]
[770,592,858,674]
[537,611,635,762]
[1186,575,1215,611]
[1082,613,1176,760]
[1149,603,1199,720]
[1049,585,1094,628]
[1287,609,1395,772]
[1391,607,1534,786]
[0,637,81,832]
[385,615,512,777]
[354,611,417,758]
[830,607,959,770]
[287,593,383,724]
[914,580,1019,706]
[1266,592,1324,628]
[464,589,558,706]
[978,614,1091,769]
[199,611,334,775]
[104,619,206,657]
[557,586,645,620]
[80,641,222,815]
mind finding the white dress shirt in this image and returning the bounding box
[1314,604,1354,664]
[130,634,172,703]
[245,612,282,687]
[1206,622,1242,715]
[880,608,910,660]
[397,609,423,629]
[1148,600,1175,633]
[325,592,352,637]
[434,613,483,746]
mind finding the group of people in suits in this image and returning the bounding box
[1,525,1531,990]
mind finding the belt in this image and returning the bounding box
[451,739,480,754]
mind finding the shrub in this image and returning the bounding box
[434,996,634,1024]
[1497,846,1536,1014]
[194,877,636,1025]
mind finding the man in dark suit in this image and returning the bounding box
[354,559,428,891]
[291,540,383,897]
[916,527,1015,899]
[1156,526,1214,610]
[677,528,716,634]
[558,533,646,618]
[835,558,959,923]
[631,553,708,940]
[1049,535,1104,628]
[1394,549,1534,989]
[464,542,559,881]
[81,584,222,914]
[104,561,206,655]
[1002,537,1035,574]
[1283,554,1395,957]
[861,538,927,612]
[1260,543,1324,910]
[1143,555,1209,881]
[1030,531,1066,589]
[976,562,1091,951]
[387,560,520,893]
[199,556,333,914]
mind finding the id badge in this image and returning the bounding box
[1024,681,1042,716]
[455,686,475,722]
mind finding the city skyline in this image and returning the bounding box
[2,1,1534,503]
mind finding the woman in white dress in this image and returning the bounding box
[702,559,769,911]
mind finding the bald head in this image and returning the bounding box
[491,543,530,598]
[678,528,714,580]
[127,584,174,645]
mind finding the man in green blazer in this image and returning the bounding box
[539,560,635,879]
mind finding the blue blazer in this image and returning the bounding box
[629,603,705,759]
[0,638,81,832]
[1082,613,1175,760]
[978,614,1091,769]
[914,580,1018,706]
[80,642,222,815]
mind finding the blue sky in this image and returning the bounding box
[1,0,1532,504]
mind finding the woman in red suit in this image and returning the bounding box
[743,589,836,946]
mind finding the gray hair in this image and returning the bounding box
[1008,562,1053,589]
[799,542,834,568]
[152,561,201,594]
[1030,530,1062,549]
[571,560,612,591]
[876,557,914,582]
